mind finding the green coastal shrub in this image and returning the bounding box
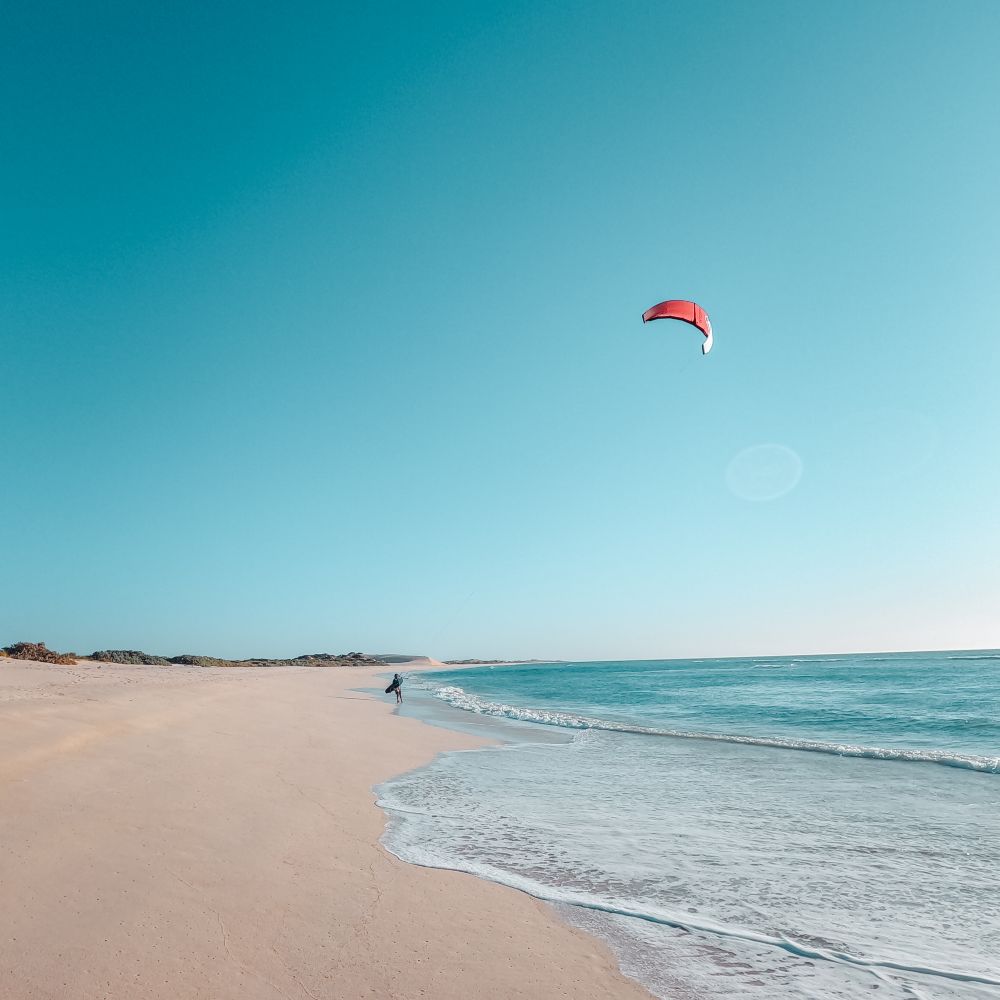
[91,650,172,665]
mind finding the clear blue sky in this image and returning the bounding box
[4,0,999,660]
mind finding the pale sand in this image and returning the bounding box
[0,658,653,999]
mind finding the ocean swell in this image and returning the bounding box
[414,681,1000,773]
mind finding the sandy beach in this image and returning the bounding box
[0,657,652,1000]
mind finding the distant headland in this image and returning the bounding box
[443,658,550,665]
[1,641,386,668]
[0,642,541,669]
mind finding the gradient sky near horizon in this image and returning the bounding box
[4,0,999,661]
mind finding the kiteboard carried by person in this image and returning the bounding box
[385,673,403,703]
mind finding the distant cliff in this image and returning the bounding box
[443,658,548,665]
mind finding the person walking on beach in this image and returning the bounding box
[386,672,403,703]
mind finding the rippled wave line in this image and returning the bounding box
[377,830,1000,990]
[413,682,1000,773]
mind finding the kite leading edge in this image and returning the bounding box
[642,299,713,355]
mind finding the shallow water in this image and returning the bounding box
[377,653,1000,998]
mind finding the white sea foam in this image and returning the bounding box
[415,681,1000,773]
[379,838,1000,991]
[378,722,1000,999]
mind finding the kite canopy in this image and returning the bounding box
[642,299,713,355]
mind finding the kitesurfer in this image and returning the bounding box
[385,673,403,703]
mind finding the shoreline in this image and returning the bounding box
[384,655,1000,999]
[0,657,653,999]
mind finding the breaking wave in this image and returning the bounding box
[414,681,1000,773]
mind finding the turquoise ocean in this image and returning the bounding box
[376,652,1000,999]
